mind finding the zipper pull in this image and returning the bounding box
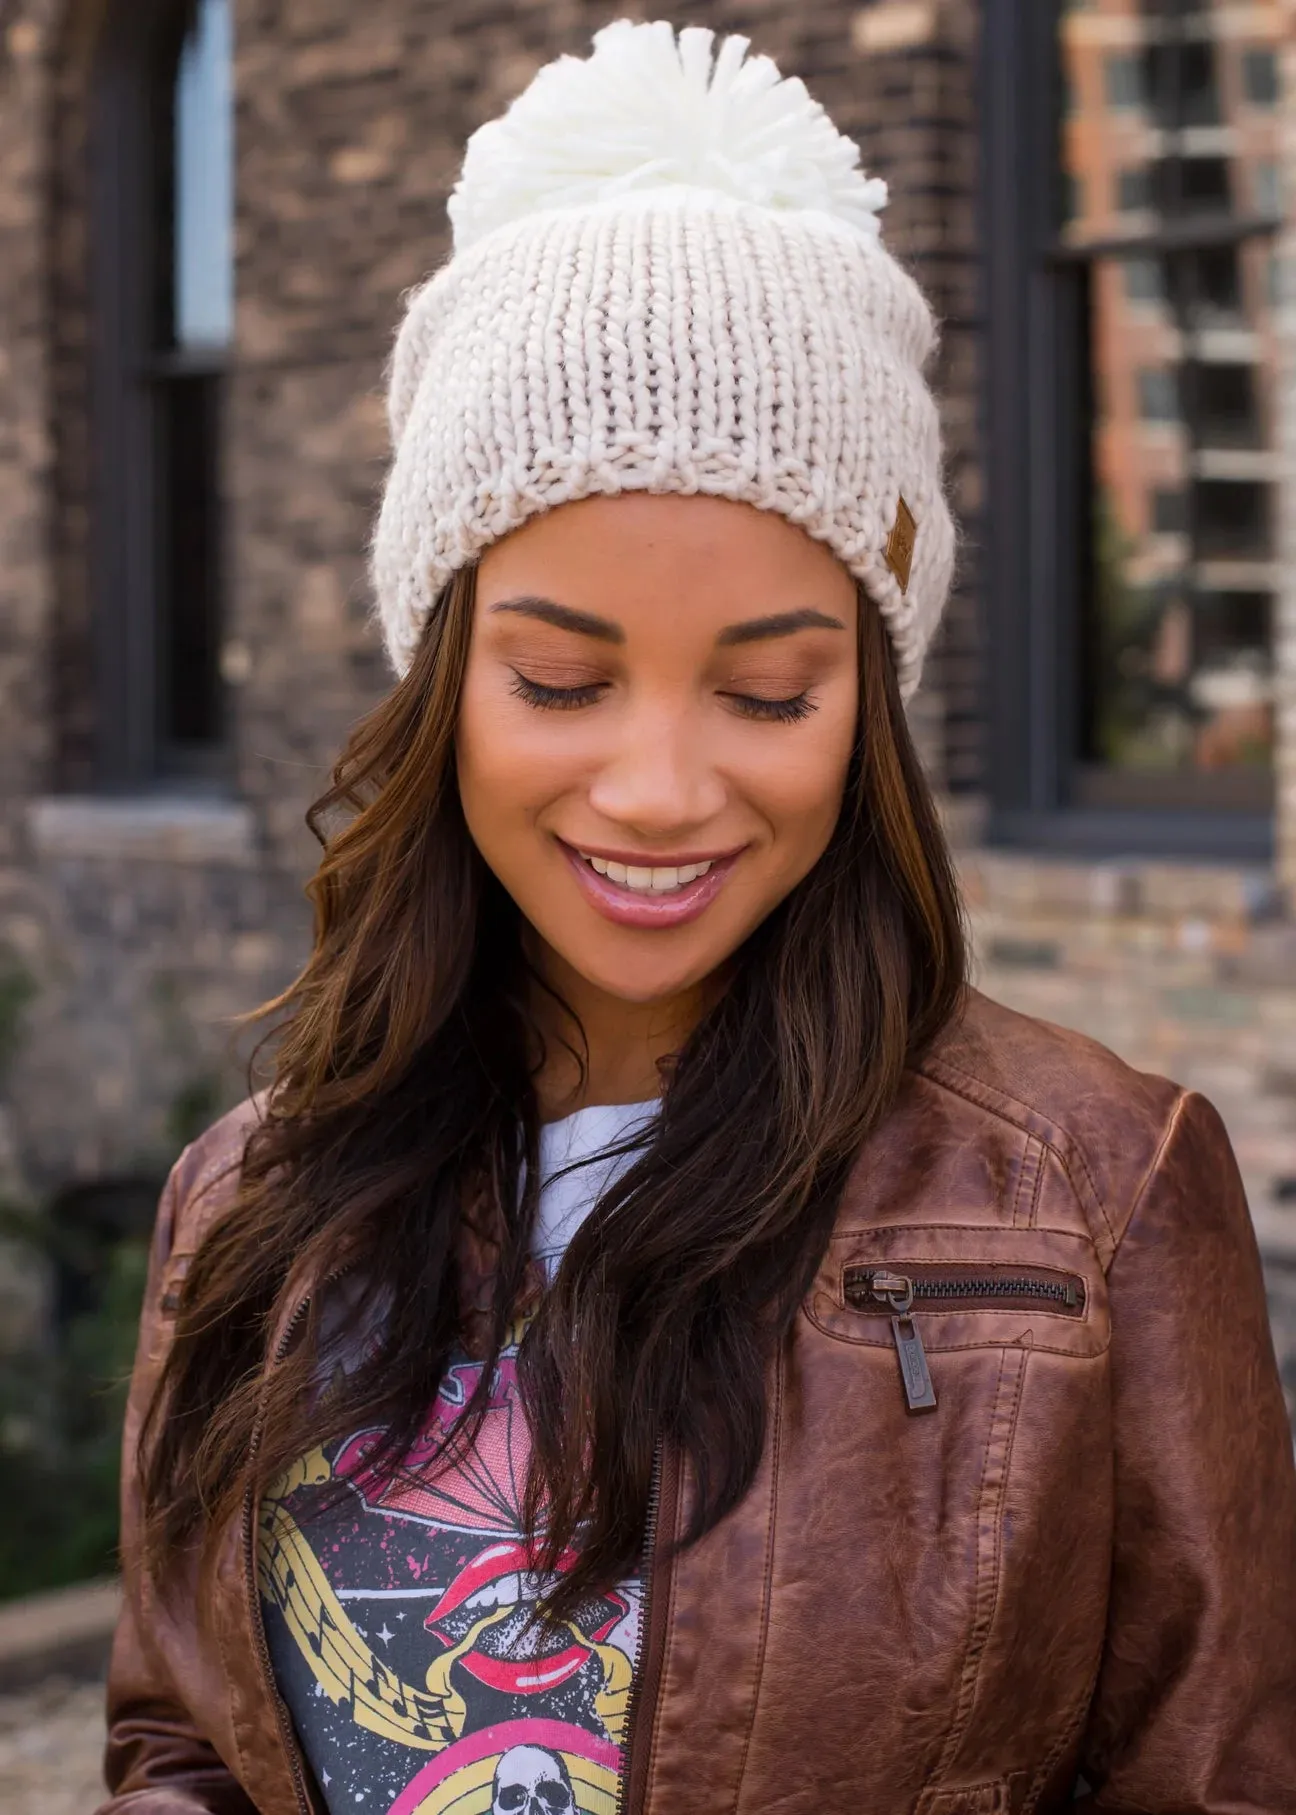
[890,1313,938,1412]
[868,1271,938,1414]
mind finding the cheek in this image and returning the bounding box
[455,670,536,851]
[740,696,857,844]
[457,667,566,824]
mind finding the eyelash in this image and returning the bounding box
[509,673,607,711]
[509,671,817,723]
[727,691,817,724]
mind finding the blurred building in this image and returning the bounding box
[1054,0,1283,809]
[0,1,1293,1374]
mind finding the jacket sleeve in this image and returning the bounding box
[1077,1090,1296,1812]
[97,1154,257,1815]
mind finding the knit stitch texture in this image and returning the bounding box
[371,22,955,699]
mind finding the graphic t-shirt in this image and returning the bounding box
[259,1101,659,1815]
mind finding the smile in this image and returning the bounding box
[578,853,714,894]
[559,840,741,929]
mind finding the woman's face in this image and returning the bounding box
[456,494,859,1009]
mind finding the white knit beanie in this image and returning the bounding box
[372,19,955,700]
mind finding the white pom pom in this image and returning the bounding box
[448,19,889,252]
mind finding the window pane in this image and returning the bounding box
[1123,254,1164,302]
[1136,366,1180,421]
[1151,487,1187,534]
[1116,166,1152,213]
[1104,53,1144,110]
[174,0,233,348]
[1242,48,1279,107]
[1079,246,1276,780]
[1255,161,1281,218]
[1059,3,1279,788]
[157,374,223,750]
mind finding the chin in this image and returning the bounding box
[579,965,708,1008]
[560,938,721,1010]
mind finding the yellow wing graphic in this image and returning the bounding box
[258,1498,458,1750]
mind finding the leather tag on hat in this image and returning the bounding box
[885,495,917,594]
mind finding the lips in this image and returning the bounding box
[424,1538,628,1696]
[560,839,741,930]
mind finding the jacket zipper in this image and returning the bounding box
[842,1265,1088,1414]
[615,1440,681,1815]
[243,1283,333,1815]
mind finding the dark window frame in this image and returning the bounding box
[89,0,229,793]
[982,0,1275,860]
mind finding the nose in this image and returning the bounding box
[585,696,727,837]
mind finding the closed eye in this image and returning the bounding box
[722,690,817,724]
[511,671,817,722]
[510,671,608,711]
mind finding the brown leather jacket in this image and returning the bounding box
[100,992,1296,1815]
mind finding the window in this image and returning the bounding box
[1104,54,1144,110]
[1122,255,1164,303]
[1116,167,1151,213]
[1174,157,1230,212]
[1146,40,1220,128]
[1268,250,1287,309]
[1255,162,1281,220]
[1242,48,1279,107]
[90,0,233,789]
[1151,489,1187,535]
[1138,369,1179,422]
[984,0,1278,852]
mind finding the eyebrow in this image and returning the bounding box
[715,608,847,646]
[490,596,846,648]
[489,596,625,643]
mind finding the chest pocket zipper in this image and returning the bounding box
[842,1265,1088,1414]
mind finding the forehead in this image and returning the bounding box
[474,493,857,628]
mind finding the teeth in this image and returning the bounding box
[578,853,715,893]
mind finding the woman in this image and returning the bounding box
[103,22,1296,1815]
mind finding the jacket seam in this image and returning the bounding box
[1020,1664,1102,1815]
[803,1328,1103,1360]
[168,1098,266,1250]
[213,1584,254,1793]
[1104,1089,1189,1271]
[918,1057,1115,1254]
[176,1152,246,1242]
[931,1343,1009,1780]
[932,1345,1029,1782]
[825,1220,1096,1245]
[1010,1136,1043,1230]
[1025,1141,1046,1229]
[731,1346,783,1814]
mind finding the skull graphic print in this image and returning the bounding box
[492,1745,575,1814]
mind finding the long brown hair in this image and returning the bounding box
[142,562,966,1616]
